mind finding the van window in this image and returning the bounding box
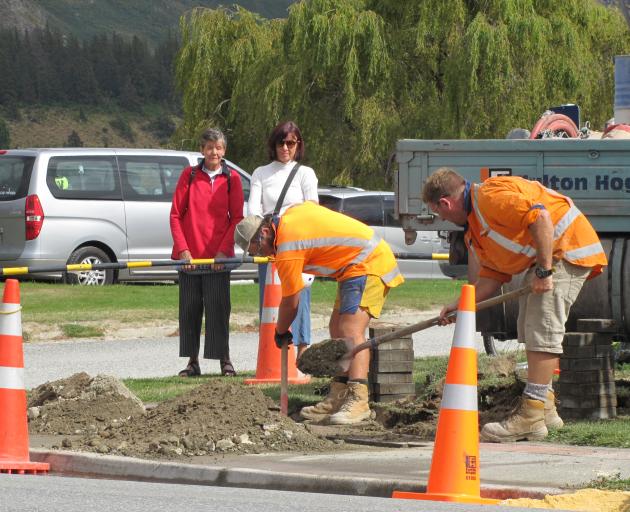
[47,156,120,200]
[119,156,188,202]
[0,156,35,201]
[382,196,401,227]
[342,195,384,226]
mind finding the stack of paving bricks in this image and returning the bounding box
[368,323,416,403]
[557,319,617,420]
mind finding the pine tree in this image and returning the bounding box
[65,130,84,147]
[0,117,10,148]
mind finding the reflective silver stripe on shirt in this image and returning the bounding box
[553,205,581,240]
[472,189,537,257]
[381,265,402,284]
[0,366,24,390]
[564,242,605,261]
[278,235,381,276]
[303,264,336,276]
[440,383,478,411]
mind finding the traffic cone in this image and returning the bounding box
[244,263,309,385]
[392,284,497,504]
[0,279,49,474]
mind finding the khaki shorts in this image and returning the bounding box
[334,274,390,318]
[517,259,591,353]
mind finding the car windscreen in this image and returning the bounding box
[0,155,35,201]
[318,194,343,212]
[341,195,384,226]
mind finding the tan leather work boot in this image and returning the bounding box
[299,381,347,421]
[328,382,371,425]
[545,390,564,429]
[480,397,548,443]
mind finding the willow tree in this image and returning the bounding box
[441,0,630,137]
[175,0,630,188]
[174,6,279,151]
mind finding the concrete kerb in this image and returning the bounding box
[29,448,558,500]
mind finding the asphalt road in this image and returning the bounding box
[22,320,521,389]
[0,474,553,512]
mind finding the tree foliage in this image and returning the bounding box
[0,27,179,109]
[175,0,630,188]
[0,117,10,148]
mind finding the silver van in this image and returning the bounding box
[0,148,254,285]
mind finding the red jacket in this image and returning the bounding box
[170,164,244,259]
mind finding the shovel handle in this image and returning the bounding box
[280,342,289,416]
[349,285,530,357]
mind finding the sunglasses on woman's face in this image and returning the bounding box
[276,139,299,149]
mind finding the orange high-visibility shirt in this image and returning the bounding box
[274,202,404,297]
[465,177,607,283]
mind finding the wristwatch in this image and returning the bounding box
[534,266,554,279]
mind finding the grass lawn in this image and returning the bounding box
[16,278,464,325]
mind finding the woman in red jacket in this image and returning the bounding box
[170,128,244,377]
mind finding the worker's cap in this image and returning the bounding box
[234,215,263,252]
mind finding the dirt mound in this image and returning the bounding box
[502,488,630,511]
[29,373,334,459]
[28,373,146,435]
[297,338,349,377]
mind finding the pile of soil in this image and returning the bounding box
[29,373,334,459]
[297,338,349,377]
[28,372,145,435]
[502,488,630,511]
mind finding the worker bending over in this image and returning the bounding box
[234,201,404,424]
[423,168,606,442]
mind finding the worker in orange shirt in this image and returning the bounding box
[423,167,607,442]
[234,201,404,425]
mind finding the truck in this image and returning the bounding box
[395,135,630,355]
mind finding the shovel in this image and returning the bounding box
[297,285,530,377]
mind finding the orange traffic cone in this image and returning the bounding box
[392,284,497,504]
[244,263,309,385]
[0,279,49,474]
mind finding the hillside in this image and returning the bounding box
[6,105,181,150]
[0,0,295,46]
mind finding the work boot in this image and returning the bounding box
[545,390,564,430]
[299,381,347,421]
[480,397,548,443]
[328,382,371,425]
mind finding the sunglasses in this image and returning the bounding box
[276,139,299,149]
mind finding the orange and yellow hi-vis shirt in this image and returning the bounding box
[465,176,607,283]
[273,202,404,297]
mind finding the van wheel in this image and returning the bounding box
[64,247,114,286]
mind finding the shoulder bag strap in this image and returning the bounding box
[220,159,231,194]
[273,162,301,217]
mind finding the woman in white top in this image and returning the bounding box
[248,121,318,357]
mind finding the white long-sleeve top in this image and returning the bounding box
[248,160,318,217]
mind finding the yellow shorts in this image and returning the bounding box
[334,274,390,318]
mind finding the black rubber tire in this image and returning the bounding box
[64,246,114,286]
[483,334,498,356]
